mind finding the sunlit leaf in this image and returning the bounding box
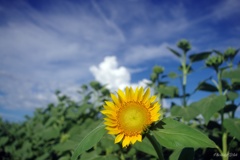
[134,137,157,157]
[153,118,217,149]
[171,105,200,121]
[223,118,240,141]
[71,123,106,160]
[189,95,226,123]
[222,67,240,80]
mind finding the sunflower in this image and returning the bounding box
[101,87,161,147]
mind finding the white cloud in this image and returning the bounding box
[90,56,150,90]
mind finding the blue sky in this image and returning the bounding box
[0,0,240,121]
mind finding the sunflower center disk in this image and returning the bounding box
[118,102,150,136]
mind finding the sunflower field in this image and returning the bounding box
[1,40,240,160]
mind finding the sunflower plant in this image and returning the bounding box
[71,86,217,160]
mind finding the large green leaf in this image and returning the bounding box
[134,136,157,157]
[169,149,182,160]
[189,52,211,62]
[153,118,217,149]
[71,122,106,160]
[222,67,240,80]
[223,118,240,141]
[53,140,77,152]
[189,95,226,123]
[171,105,200,121]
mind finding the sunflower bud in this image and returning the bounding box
[153,65,164,75]
[177,39,191,53]
[205,56,223,69]
[224,47,237,60]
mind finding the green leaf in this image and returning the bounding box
[222,67,240,80]
[71,123,106,160]
[223,118,240,141]
[169,149,182,160]
[158,86,178,97]
[189,95,226,123]
[41,127,60,140]
[226,91,238,101]
[79,103,93,114]
[134,137,157,157]
[53,140,77,152]
[168,47,181,57]
[189,52,211,62]
[153,118,217,149]
[0,137,8,146]
[171,105,200,121]
[168,72,178,79]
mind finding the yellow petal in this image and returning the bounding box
[133,87,139,101]
[117,89,126,102]
[136,134,142,142]
[144,100,151,109]
[104,117,116,122]
[105,101,115,109]
[107,127,121,134]
[101,110,116,116]
[149,95,157,103]
[125,87,130,100]
[103,105,114,111]
[115,133,124,143]
[151,105,160,113]
[103,113,116,119]
[104,121,117,127]
[122,136,131,147]
[129,87,134,99]
[137,87,144,101]
[152,113,160,121]
[111,93,121,106]
[142,88,150,102]
[130,135,138,144]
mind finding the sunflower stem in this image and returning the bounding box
[146,132,164,160]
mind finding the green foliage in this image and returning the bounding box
[1,40,239,160]
[153,118,217,149]
[189,94,226,123]
[71,123,106,160]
